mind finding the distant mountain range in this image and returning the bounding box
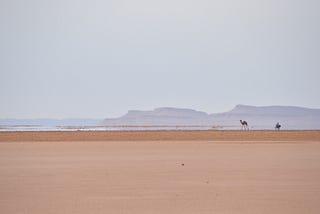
[210,105,320,129]
[101,105,320,129]
[1,105,320,130]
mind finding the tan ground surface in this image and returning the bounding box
[1,130,320,142]
[0,131,320,213]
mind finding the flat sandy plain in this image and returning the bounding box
[1,130,320,214]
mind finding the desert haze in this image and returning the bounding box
[1,130,320,214]
[2,105,320,130]
[102,105,320,130]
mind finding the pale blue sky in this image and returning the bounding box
[1,0,319,118]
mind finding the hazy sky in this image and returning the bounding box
[1,0,320,118]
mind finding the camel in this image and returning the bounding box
[240,120,249,130]
[275,122,281,130]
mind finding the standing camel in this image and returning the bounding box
[240,120,249,130]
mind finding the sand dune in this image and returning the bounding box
[0,131,320,213]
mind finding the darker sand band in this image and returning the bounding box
[0,130,320,142]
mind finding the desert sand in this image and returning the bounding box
[0,130,320,213]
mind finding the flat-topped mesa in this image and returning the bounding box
[125,110,154,118]
[123,107,208,118]
[229,104,320,116]
[102,107,211,126]
[228,105,258,114]
[153,107,208,118]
